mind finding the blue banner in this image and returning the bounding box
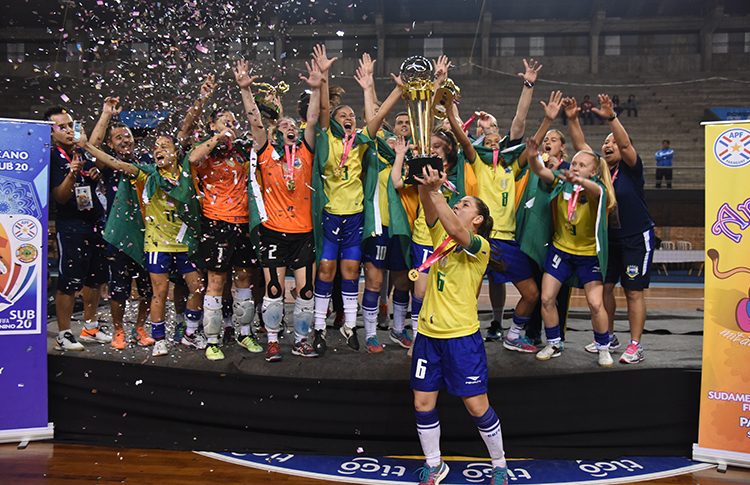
[0,118,52,443]
[710,108,750,121]
[118,110,171,129]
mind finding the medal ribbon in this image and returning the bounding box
[492,148,499,170]
[611,163,620,184]
[442,178,456,193]
[567,185,582,221]
[338,133,356,168]
[461,112,479,133]
[284,143,296,183]
[415,237,457,274]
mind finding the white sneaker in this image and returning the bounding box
[152,339,169,356]
[55,331,84,351]
[79,326,113,344]
[536,343,563,360]
[584,334,620,353]
[598,348,614,367]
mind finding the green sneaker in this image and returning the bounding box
[205,343,225,361]
[238,334,263,353]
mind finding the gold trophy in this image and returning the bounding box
[252,81,290,121]
[399,56,456,184]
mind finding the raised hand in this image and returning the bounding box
[232,60,258,89]
[563,97,580,120]
[359,52,376,75]
[420,164,447,192]
[200,74,217,97]
[526,136,541,156]
[434,55,450,86]
[102,96,122,116]
[312,43,337,72]
[541,90,563,120]
[519,58,542,84]
[394,136,410,158]
[592,94,614,120]
[390,73,404,87]
[354,64,373,91]
[300,60,323,89]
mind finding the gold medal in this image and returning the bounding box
[333,167,342,178]
[541,153,550,163]
[408,269,419,281]
[287,180,295,191]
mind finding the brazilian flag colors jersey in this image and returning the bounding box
[137,169,188,253]
[418,222,490,339]
[472,159,522,240]
[552,183,600,257]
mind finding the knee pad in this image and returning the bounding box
[293,297,314,336]
[232,298,255,326]
[262,296,284,333]
[204,307,223,338]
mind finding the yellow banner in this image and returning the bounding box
[695,122,750,466]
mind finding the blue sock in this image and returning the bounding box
[151,320,166,340]
[594,330,610,349]
[314,278,333,298]
[471,407,506,467]
[362,288,379,310]
[393,289,409,305]
[544,324,561,345]
[415,408,441,467]
[512,313,530,327]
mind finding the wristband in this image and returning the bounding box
[523,79,534,88]
[608,114,617,122]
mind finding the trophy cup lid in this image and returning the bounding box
[400,56,434,83]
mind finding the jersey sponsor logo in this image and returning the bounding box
[714,128,750,168]
[626,265,640,279]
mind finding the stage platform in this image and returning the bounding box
[45,285,704,461]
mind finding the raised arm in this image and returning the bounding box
[518,90,562,168]
[447,102,476,162]
[90,96,122,148]
[390,136,410,190]
[312,44,337,130]
[77,132,139,177]
[355,53,378,123]
[433,55,450,90]
[299,60,323,149]
[509,59,542,141]
[524,136,555,184]
[188,131,232,165]
[176,74,216,149]
[418,166,474,248]
[563,97,593,152]
[593,94,637,167]
[232,60,265,146]
[366,76,403,139]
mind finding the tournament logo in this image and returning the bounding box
[713,128,750,168]
[12,219,38,242]
[626,265,639,279]
[15,244,38,263]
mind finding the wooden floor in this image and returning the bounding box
[1,443,748,485]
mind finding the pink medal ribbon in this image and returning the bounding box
[338,133,356,169]
[409,236,457,281]
[492,148,499,170]
[567,185,582,221]
[461,112,479,133]
[442,178,456,193]
[610,164,620,184]
[284,143,296,178]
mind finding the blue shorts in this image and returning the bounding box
[543,244,602,288]
[146,252,198,275]
[320,211,364,262]
[56,231,108,292]
[410,331,488,397]
[604,228,655,290]
[486,239,534,284]
[410,242,433,273]
[362,226,408,271]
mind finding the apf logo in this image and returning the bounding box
[714,128,750,168]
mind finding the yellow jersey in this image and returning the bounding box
[552,184,600,256]
[323,127,373,215]
[411,186,454,246]
[418,221,490,339]
[138,169,188,253]
[472,159,521,240]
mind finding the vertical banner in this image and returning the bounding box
[0,118,53,443]
[693,121,750,468]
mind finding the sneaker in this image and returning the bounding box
[599,348,614,367]
[205,343,224,361]
[366,335,384,353]
[238,334,263,353]
[485,320,504,342]
[111,329,127,350]
[152,339,168,356]
[377,303,390,330]
[619,342,644,364]
[222,326,236,345]
[181,331,208,350]
[417,460,449,485]
[265,341,282,362]
[340,325,360,351]
[292,339,318,358]
[55,331,84,351]
[584,334,621,353]
[79,325,113,344]
[313,329,327,355]
[173,321,187,344]
[491,466,509,485]
[333,311,345,328]
[132,326,154,347]
[536,342,563,360]
[389,328,413,349]
[503,336,537,353]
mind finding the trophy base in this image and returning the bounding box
[404,155,444,185]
